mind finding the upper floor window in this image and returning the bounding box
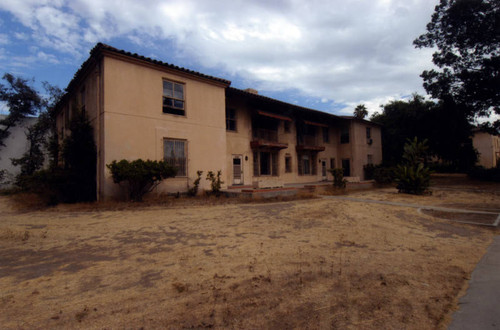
[366,127,372,139]
[340,127,350,144]
[322,127,329,143]
[284,121,290,133]
[226,108,236,131]
[163,80,185,116]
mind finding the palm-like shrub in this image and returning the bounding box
[395,138,432,195]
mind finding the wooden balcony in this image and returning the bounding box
[296,135,325,151]
[251,128,288,149]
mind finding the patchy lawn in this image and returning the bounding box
[0,182,498,329]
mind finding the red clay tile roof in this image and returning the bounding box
[93,43,231,86]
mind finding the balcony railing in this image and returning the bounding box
[253,128,278,142]
[251,128,288,149]
[296,134,325,151]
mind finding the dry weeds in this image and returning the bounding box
[0,181,498,329]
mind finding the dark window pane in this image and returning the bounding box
[174,84,184,99]
[163,81,173,97]
[173,99,184,109]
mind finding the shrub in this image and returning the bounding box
[373,166,396,184]
[395,138,431,195]
[363,164,375,180]
[206,170,224,196]
[107,159,176,201]
[187,170,203,196]
[395,163,432,195]
[328,168,347,188]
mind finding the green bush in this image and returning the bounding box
[206,170,224,196]
[107,159,177,201]
[363,164,375,180]
[328,168,347,188]
[395,163,432,194]
[188,170,203,196]
[468,166,500,182]
[373,166,396,184]
[395,138,431,195]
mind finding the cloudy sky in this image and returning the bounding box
[0,0,439,117]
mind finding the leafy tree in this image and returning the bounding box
[0,74,42,148]
[414,0,500,130]
[353,104,368,119]
[370,94,433,165]
[11,82,63,176]
[107,159,176,201]
[62,113,97,202]
[371,94,477,170]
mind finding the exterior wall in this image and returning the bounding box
[224,98,383,187]
[225,98,343,187]
[349,121,383,179]
[101,56,227,199]
[0,115,38,187]
[473,132,500,168]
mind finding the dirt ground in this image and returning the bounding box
[0,178,498,329]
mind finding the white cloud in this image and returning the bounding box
[0,0,440,112]
[0,34,9,45]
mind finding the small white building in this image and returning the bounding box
[472,130,500,168]
[0,115,38,187]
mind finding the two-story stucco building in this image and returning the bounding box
[56,43,382,200]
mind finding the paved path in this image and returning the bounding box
[448,236,500,329]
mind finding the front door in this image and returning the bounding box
[342,159,351,177]
[321,159,327,181]
[232,155,243,185]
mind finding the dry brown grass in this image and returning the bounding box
[0,180,498,329]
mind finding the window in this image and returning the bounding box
[226,108,237,131]
[322,127,329,143]
[298,152,316,175]
[163,80,185,116]
[342,159,350,177]
[340,127,350,144]
[366,127,372,139]
[367,154,373,165]
[253,151,278,176]
[302,155,310,175]
[330,158,335,169]
[163,139,187,176]
[284,121,290,133]
[285,155,292,173]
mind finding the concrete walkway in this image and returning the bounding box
[449,236,500,329]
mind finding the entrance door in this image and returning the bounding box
[321,159,327,181]
[232,155,243,185]
[342,159,351,177]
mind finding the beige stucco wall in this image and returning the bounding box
[100,56,228,199]
[473,132,500,168]
[349,121,382,179]
[224,97,385,186]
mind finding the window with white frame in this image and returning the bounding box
[163,139,187,176]
[163,80,185,116]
